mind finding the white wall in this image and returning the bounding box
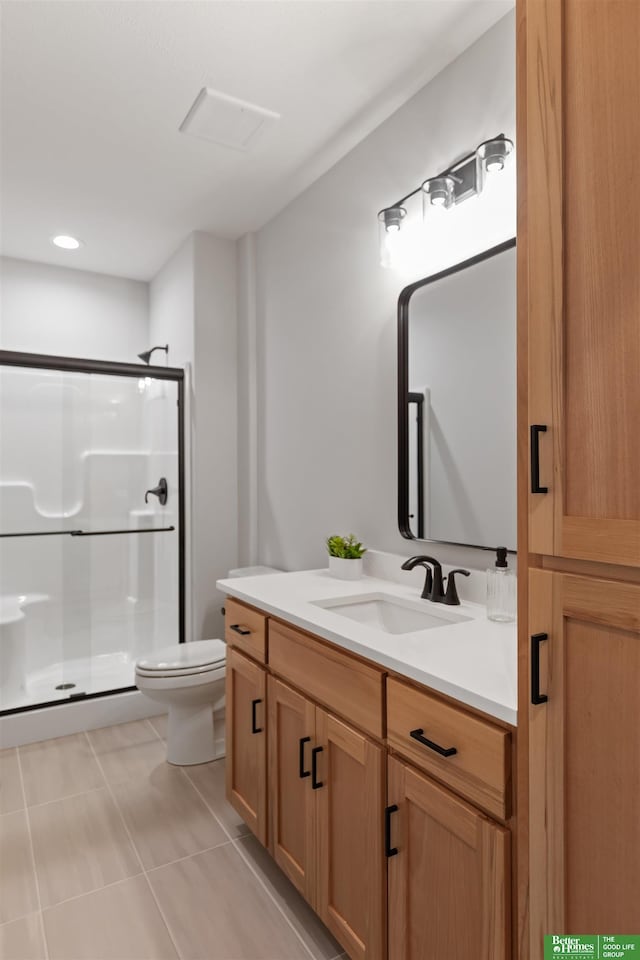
[150,231,237,642]
[247,11,515,573]
[0,257,148,363]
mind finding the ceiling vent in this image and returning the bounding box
[179,88,280,151]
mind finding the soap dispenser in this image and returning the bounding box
[486,547,516,622]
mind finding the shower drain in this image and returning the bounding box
[55,683,76,690]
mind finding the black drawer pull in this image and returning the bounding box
[251,698,263,734]
[299,737,311,778]
[409,728,457,758]
[530,424,548,494]
[311,746,324,789]
[385,804,399,857]
[531,633,549,704]
[230,624,251,636]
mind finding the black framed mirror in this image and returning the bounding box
[398,237,517,552]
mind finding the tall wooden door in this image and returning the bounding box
[528,570,640,953]
[387,756,510,960]
[316,710,385,960]
[225,647,267,844]
[267,676,316,902]
[524,0,640,567]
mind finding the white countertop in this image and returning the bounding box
[216,569,517,726]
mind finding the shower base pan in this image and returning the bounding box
[1,651,135,714]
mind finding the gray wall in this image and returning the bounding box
[248,11,515,572]
[0,256,148,362]
[150,231,237,641]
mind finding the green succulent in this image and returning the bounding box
[326,534,367,559]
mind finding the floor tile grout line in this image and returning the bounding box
[38,871,146,914]
[82,731,146,876]
[230,837,318,960]
[82,730,182,960]
[14,746,49,960]
[144,837,235,875]
[179,766,238,844]
[181,766,319,960]
[144,716,166,741]
[16,783,107,812]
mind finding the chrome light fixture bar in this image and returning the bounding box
[378,133,514,265]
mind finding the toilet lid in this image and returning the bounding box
[136,639,225,673]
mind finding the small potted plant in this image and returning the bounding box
[326,534,367,580]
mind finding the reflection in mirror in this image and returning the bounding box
[398,239,516,551]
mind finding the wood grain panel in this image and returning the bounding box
[529,569,640,952]
[528,569,564,956]
[267,676,316,902]
[268,619,384,739]
[387,678,510,821]
[225,647,267,844]
[388,757,510,960]
[525,0,564,557]
[564,617,640,933]
[563,0,640,525]
[316,711,385,960]
[225,598,267,663]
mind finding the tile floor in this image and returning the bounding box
[0,717,345,960]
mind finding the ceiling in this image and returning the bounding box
[0,0,512,281]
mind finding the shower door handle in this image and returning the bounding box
[145,477,168,505]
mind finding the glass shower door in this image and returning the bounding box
[0,359,183,714]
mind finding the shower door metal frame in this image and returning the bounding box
[0,349,186,715]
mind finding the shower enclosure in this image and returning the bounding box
[0,351,185,715]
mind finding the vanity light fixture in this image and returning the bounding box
[476,136,514,175]
[421,176,455,213]
[378,205,407,267]
[378,133,514,266]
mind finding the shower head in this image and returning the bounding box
[137,344,169,365]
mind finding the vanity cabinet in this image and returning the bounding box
[268,676,385,960]
[225,646,268,844]
[387,756,510,960]
[528,571,640,941]
[226,601,513,960]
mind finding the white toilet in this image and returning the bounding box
[135,639,226,766]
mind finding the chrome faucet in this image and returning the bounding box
[401,555,469,606]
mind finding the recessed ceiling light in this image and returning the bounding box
[51,234,82,250]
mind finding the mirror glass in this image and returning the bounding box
[398,240,516,551]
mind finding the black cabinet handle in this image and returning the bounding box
[230,624,251,636]
[311,746,324,789]
[251,698,263,734]
[409,728,457,758]
[299,737,311,778]
[530,424,548,494]
[531,633,549,704]
[385,804,399,857]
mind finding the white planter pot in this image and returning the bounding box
[328,556,363,580]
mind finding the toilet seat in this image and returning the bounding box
[136,640,225,678]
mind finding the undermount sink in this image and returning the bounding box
[311,592,472,635]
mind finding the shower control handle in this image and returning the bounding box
[145,477,168,506]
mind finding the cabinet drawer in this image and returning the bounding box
[224,598,267,663]
[269,619,384,739]
[387,677,510,820]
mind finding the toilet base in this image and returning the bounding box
[166,703,218,765]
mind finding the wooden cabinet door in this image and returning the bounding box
[528,570,640,953]
[388,756,510,960]
[225,647,267,844]
[523,0,640,566]
[267,676,316,902]
[315,709,385,960]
